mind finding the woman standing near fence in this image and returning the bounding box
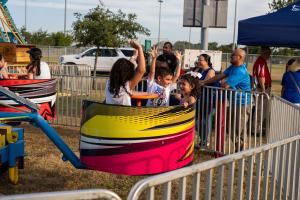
[196,54,225,156]
[281,59,300,106]
[197,54,215,147]
[27,47,51,79]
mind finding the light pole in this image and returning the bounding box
[64,0,67,35]
[201,0,210,50]
[157,0,163,47]
[232,0,238,50]
[25,0,27,30]
[188,27,191,49]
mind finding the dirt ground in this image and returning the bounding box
[0,123,211,199]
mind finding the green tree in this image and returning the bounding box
[20,27,73,46]
[268,0,296,12]
[208,42,218,50]
[49,32,72,46]
[247,46,261,54]
[27,29,51,45]
[218,43,233,53]
[72,3,150,77]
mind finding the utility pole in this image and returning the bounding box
[201,0,210,50]
[157,0,163,47]
[64,0,67,35]
[188,27,192,49]
[232,0,238,50]
[25,0,27,30]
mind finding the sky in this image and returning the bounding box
[7,0,270,45]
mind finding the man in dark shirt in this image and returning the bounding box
[157,42,177,73]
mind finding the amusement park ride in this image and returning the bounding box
[0,86,195,183]
[0,0,195,185]
[0,0,33,64]
[0,0,55,184]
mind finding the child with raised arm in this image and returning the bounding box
[146,45,182,107]
[105,40,145,106]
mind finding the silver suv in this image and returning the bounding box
[59,47,135,72]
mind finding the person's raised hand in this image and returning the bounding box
[175,50,182,61]
[150,45,158,59]
[182,102,189,108]
[129,40,141,50]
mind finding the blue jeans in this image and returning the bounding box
[199,107,215,146]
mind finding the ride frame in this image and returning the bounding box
[0,86,85,169]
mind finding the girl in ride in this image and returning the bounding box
[175,72,201,108]
[105,40,145,106]
[27,48,51,79]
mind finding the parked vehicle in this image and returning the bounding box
[59,47,135,72]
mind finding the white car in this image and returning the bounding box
[59,47,135,72]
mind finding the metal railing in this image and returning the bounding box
[50,75,104,127]
[128,134,300,200]
[49,74,148,127]
[7,64,28,74]
[196,86,270,154]
[0,189,121,200]
[7,63,92,76]
[50,64,92,76]
[269,95,300,143]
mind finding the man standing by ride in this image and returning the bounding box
[253,46,272,92]
[157,42,178,73]
[252,46,272,134]
[200,48,251,152]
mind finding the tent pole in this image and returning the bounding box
[246,46,249,68]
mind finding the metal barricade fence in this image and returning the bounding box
[50,75,148,127]
[7,64,27,74]
[50,64,92,77]
[7,63,92,76]
[196,86,270,154]
[269,95,300,143]
[128,134,300,200]
[50,75,105,127]
[0,189,121,200]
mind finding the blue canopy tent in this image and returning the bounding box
[238,1,300,48]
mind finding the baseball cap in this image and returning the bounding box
[27,47,42,59]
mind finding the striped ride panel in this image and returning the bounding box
[0,86,38,112]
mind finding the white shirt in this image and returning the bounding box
[146,79,176,107]
[105,80,132,106]
[34,61,51,79]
